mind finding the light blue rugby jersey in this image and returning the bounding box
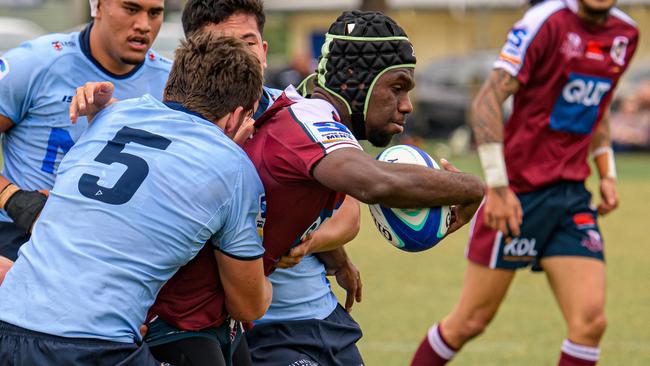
[0,95,265,343]
[259,255,338,323]
[0,23,171,222]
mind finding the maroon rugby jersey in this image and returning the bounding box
[244,86,362,274]
[146,87,362,330]
[495,0,638,193]
[147,245,227,330]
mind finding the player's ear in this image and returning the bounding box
[223,106,246,139]
[262,41,269,69]
[95,0,104,19]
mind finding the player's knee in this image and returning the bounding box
[456,313,492,340]
[569,309,607,341]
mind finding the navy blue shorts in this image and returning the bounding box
[467,181,604,271]
[246,304,364,366]
[145,316,244,366]
[0,321,163,366]
[0,221,29,261]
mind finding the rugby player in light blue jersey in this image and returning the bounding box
[0,0,170,260]
[0,34,271,366]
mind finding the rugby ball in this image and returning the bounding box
[369,145,452,252]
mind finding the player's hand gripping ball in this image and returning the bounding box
[369,145,452,252]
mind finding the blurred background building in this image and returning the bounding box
[2,0,649,149]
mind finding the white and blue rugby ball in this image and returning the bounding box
[369,145,452,252]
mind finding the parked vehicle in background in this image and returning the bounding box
[0,17,45,55]
[410,50,511,139]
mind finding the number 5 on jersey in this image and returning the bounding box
[78,126,171,205]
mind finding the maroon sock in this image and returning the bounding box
[558,340,599,366]
[410,323,457,366]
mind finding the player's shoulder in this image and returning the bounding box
[518,0,568,29]
[278,87,361,152]
[283,86,341,127]
[263,86,284,101]
[2,31,81,67]
[142,49,173,73]
[609,7,639,34]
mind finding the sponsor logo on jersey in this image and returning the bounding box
[256,194,267,238]
[499,26,529,66]
[50,40,75,51]
[0,58,9,80]
[585,40,605,61]
[560,32,583,59]
[581,229,603,253]
[573,212,596,229]
[610,36,629,66]
[311,121,355,144]
[562,76,611,107]
[503,237,538,260]
[550,73,612,134]
[148,52,156,61]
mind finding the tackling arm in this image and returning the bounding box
[214,251,272,322]
[310,196,361,253]
[0,256,13,286]
[276,196,360,268]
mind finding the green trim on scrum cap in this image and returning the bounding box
[296,73,317,97]
[327,34,412,43]
[363,63,416,118]
[317,33,353,116]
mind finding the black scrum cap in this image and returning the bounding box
[316,10,416,139]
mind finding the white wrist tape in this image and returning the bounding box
[592,146,617,180]
[477,143,509,187]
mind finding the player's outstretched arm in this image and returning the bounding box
[214,251,272,322]
[276,196,360,269]
[439,158,481,235]
[590,111,618,216]
[313,147,484,209]
[471,68,523,237]
[69,81,117,124]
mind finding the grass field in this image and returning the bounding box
[333,149,650,365]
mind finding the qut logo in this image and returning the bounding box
[562,78,611,107]
[550,73,613,135]
[503,237,538,257]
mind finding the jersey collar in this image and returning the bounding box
[79,22,145,80]
[253,88,271,120]
[564,0,579,14]
[163,101,214,126]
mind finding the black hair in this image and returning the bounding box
[181,0,265,36]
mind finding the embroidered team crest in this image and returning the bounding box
[0,58,9,81]
[581,230,603,253]
[560,32,583,59]
[610,36,629,66]
[52,41,63,51]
